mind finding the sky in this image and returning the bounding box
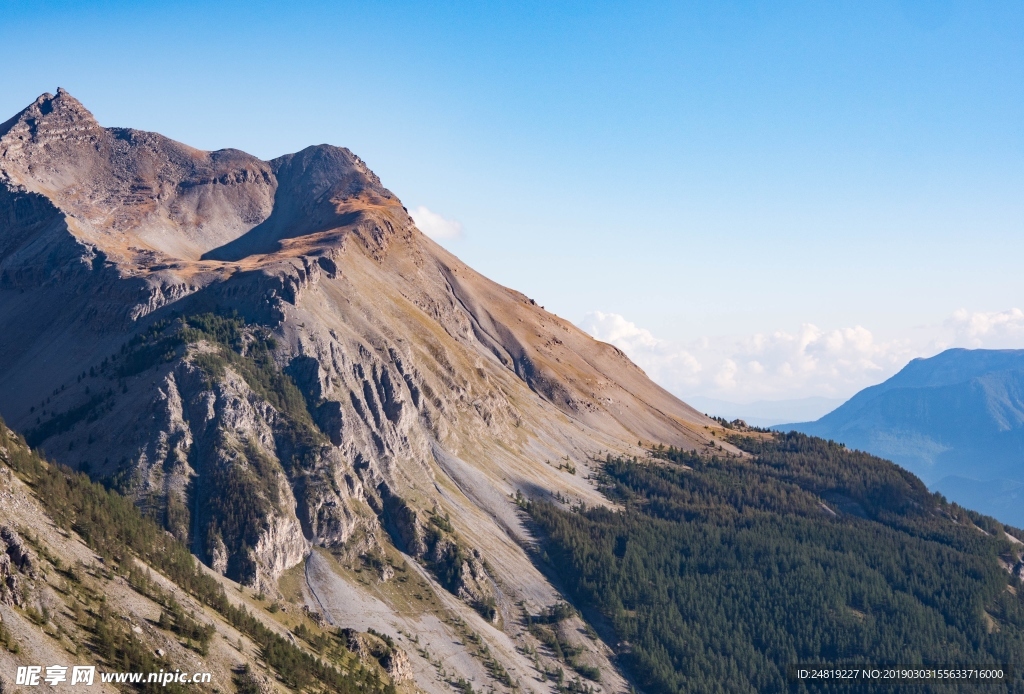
[1,0,1022,410]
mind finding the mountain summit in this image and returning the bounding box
[0,90,717,689]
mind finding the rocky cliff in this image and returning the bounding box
[0,89,719,692]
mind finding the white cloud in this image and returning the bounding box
[583,308,1024,402]
[578,311,662,350]
[409,205,464,240]
[578,312,703,394]
[939,308,1024,349]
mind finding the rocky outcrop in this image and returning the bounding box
[234,666,276,694]
[340,628,411,684]
[381,493,499,619]
[0,526,33,574]
[381,646,413,683]
[380,486,426,556]
[0,525,35,606]
[0,554,21,606]
[428,534,498,621]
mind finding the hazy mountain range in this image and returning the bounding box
[780,348,1024,527]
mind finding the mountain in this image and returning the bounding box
[779,348,1024,526]
[0,89,721,691]
[6,90,1024,694]
[684,395,845,428]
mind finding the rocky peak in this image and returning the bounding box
[272,144,389,199]
[0,91,412,268]
[0,90,282,263]
[0,88,100,149]
[43,87,97,120]
[200,143,411,262]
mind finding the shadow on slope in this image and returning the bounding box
[202,144,398,261]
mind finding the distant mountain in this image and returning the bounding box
[685,395,845,427]
[778,348,1024,526]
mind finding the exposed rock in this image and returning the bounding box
[234,666,275,694]
[302,604,327,627]
[0,553,18,606]
[0,526,34,576]
[251,513,309,593]
[0,526,34,606]
[381,646,413,683]
[381,488,426,557]
[209,533,229,575]
[314,400,344,446]
[339,628,409,683]
[458,552,498,619]
[340,628,370,660]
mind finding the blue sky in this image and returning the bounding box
[2,0,1022,406]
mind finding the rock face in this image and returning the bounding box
[0,90,715,601]
[381,646,413,683]
[0,525,35,606]
[234,666,276,694]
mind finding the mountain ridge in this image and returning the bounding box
[0,89,721,692]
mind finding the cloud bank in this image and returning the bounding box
[941,308,1024,349]
[410,205,464,240]
[579,308,1024,403]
